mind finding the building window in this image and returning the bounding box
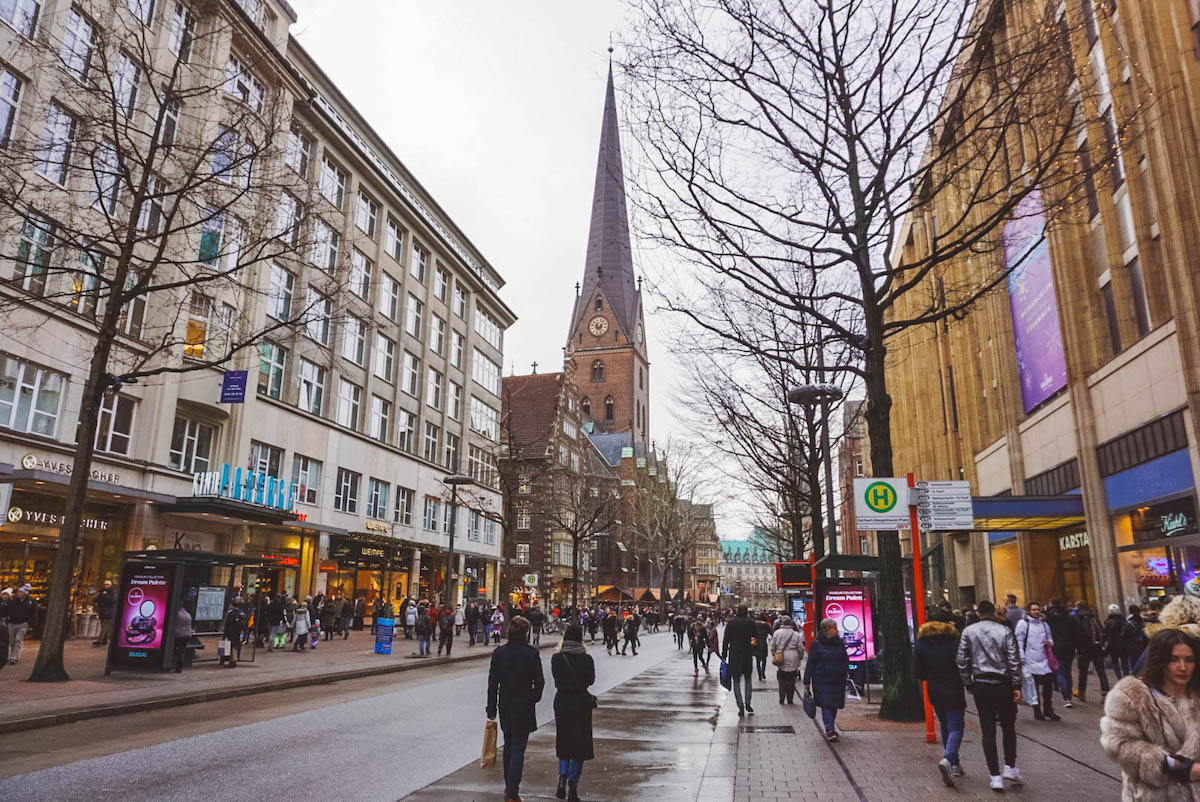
[423,497,440,530]
[367,478,389,519]
[434,267,448,301]
[604,396,614,422]
[472,349,501,395]
[248,440,283,475]
[36,103,74,184]
[67,250,100,317]
[118,271,146,339]
[403,352,420,397]
[516,509,530,530]
[94,393,134,456]
[167,2,195,61]
[855,458,864,477]
[406,295,423,339]
[341,315,365,365]
[369,395,391,442]
[449,382,463,420]
[304,290,331,345]
[580,397,590,416]
[292,455,321,504]
[454,283,468,318]
[469,396,500,441]
[451,331,464,369]
[349,248,372,300]
[374,335,395,382]
[518,474,531,494]
[1,0,39,37]
[485,518,496,544]
[395,486,414,525]
[285,123,311,176]
[334,467,360,513]
[61,8,96,81]
[298,358,325,415]
[591,360,604,382]
[397,410,416,453]
[515,543,530,565]
[224,54,264,113]
[380,272,400,321]
[169,417,214,472]
[468,510,481,541]
[266,264,294,320]
[0,69,21,148]
[445,432,460,470]
[559,445,568,466]
[595,297,603,312]
[336,379,361,429]
[12,213,53,296]
[276,191,301,246]
[319,156,346,207]
[311,217,339,271]
[474,306,503,350]
[423,422,440,463]
[1096,410,1188,478]
[426,367,442,410]
[411,244,428,282]
[257,342,286,399]
[386,218,403,262]
[468,444,497,488]
[432,315,446,354]
[355,191,378,237]
[113,53,139,119]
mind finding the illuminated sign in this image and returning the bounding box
[1057,532,1090,551]
[193,464,295,512]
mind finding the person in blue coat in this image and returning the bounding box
[804,617,850,741]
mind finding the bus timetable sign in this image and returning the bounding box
[776,561,813,589]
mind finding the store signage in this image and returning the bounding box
[318,560,338,572]
[5,505,110,530]
[1058,532,1090,551]
[853,478,912,531]
[260,552,300,567]
[1162,512,1190,537]
[21,452,120,483]
[1132,497,1199,545]
[220,370,248,404]
[364,520,389,533]
[192,463,295,512]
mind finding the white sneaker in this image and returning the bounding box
[951,765,965,778]
[938,758,954,786]
[1064,700,1073,708]
[1003,766,1024,785]
[990,775,1005,792]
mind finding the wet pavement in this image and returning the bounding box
[406,648,734,801]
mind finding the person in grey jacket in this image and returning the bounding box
[956,599,1024,792]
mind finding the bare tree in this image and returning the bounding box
[623,0,1104,718]
[536,454,619,609]
[0,2,337,681]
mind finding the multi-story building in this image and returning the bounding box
[718,536,779,610]
[684,503,720,604]
[0,0,513,617]
[887,2,1200,611]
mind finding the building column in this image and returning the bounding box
[410,548,421,600]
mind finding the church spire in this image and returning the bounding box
[576,59,638,338]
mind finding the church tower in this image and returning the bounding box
[566,59,649,449]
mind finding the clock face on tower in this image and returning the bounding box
[588,316,609,336]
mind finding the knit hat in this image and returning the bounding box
[1108,604,1121,614]
[18,583,31,593]
[0,588,11,597]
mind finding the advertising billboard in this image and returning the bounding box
[111,561,179,670]
[821,582,874,662]
[1004,189,1067,413]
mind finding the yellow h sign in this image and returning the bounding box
[864,481,897,513]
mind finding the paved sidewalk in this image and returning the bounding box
[0,628,554,734]
[730,671,1121,801]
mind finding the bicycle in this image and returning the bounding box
[543,617,566,636]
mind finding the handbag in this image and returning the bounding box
[481,719,498,769]
[802,689,817,718]
[719,660,732,690]
[1044,642,1060,672]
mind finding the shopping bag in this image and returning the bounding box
[481,719,498,769]
[1044,643,1060,672]
[802,689,817,719]
[217,639,232,659]
[719,660,731,690]
[1021,672,1039,707]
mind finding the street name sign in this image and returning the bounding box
[915,480,974,531]
[853,478,912,531]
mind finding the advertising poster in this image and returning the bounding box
[1004,190,1067,413]
[111,561,177,669]
[375,617,395,655]
[821,583,874,662]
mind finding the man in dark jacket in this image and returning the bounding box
[265,594,286,652]
[486,616,544,802]
[601,608,618,655]
[722,605,756,715]
[1103,603,1131,679]
[93,580,118,647]
[956,599,1023,791]
[437,603,455,656]
[915,610,967,786]
[672,611,688,649]
[528,605,545,646]
[1043,598,1080,707]
[466,602,481,646]
[1073,601,1110,701]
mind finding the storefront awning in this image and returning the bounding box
[158,497,301,526]
[969,495,1086,531]
[0,468,175,504]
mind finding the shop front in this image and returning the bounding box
[327,533,411,605]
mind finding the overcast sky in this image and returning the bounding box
[286,2,740,532]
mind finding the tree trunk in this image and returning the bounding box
[862,331,922,721]
[28,339,114,682]
[571,533,580,610]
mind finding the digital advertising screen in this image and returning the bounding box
[820,582,874,662]
[111,561,179,670]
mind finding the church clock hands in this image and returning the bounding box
[589,316,609,336]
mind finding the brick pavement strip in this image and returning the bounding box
[0,629,558,734]
[730,673,1122,802]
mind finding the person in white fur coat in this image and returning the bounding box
[1101,629,1200,801]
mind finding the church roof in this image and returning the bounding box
[570,63,640,341]
[501,372,563,457]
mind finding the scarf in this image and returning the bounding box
[559,639,587,655]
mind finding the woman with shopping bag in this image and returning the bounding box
[1015,603,1058,721]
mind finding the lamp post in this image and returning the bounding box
[443,474,476,609]
[787,380,845,561]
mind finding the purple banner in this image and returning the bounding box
[1004,191,1066,413]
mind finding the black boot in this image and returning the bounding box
[567,780,581,801]
[556,774,567,800]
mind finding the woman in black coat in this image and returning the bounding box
[913,611,966,785]
[753,615,771,680]
[803,618,850,741]
[552,623,595,802]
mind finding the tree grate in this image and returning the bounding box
[739,724,795,733]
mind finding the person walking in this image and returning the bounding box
[957,599,1024,792]
[1104,603,1132,680]
[466,602,481,646]
[353,596,366,631]
[415,605,433,656]
[454,603,465,636]
[1015,602,1059,721]
[292,600,311,653]
[404,600,418,640]
[1045,598,1081,708]
[6,585,37,665]
[552,623,595,802]
[1134,595,1200,674]
[173,604,193,673]
[804,617,850,741]
[529,604,545,646]
[753,614,771,681]
[486,616,545,802]
[915,609,967,786]
[601,608,619,655]
[689,617,710,676]
[491,606,505,645]
[620,610,639,656]
[370,597,383,635]
[320,596,338,641]
[1004,595,1023,629]
[265,593,286,652]
[220,604,244,667]
[770,615,805,704]
[93,580,117,647]
[1101,628,1200,801]
[672,611,688,650]
[722,605,756,716]
[1075,601,1111,702]
[438,603,455,656]
[339,597,353,639]
[585,610,599,644]
[706,617,719,665]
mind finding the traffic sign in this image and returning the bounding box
[915,481,973,530]
[853,478,912,531]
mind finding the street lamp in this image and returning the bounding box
[788,382,845,561]
[443,473,476,608]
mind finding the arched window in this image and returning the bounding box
[595,297,604,312]
[604,396,614,422]
[580,397,591,416]
[590,359,604,382]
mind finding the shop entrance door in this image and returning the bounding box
[1060,551,1095,607]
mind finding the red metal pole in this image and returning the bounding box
[908,472,937,744]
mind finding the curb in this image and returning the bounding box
[0,639,561,735]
